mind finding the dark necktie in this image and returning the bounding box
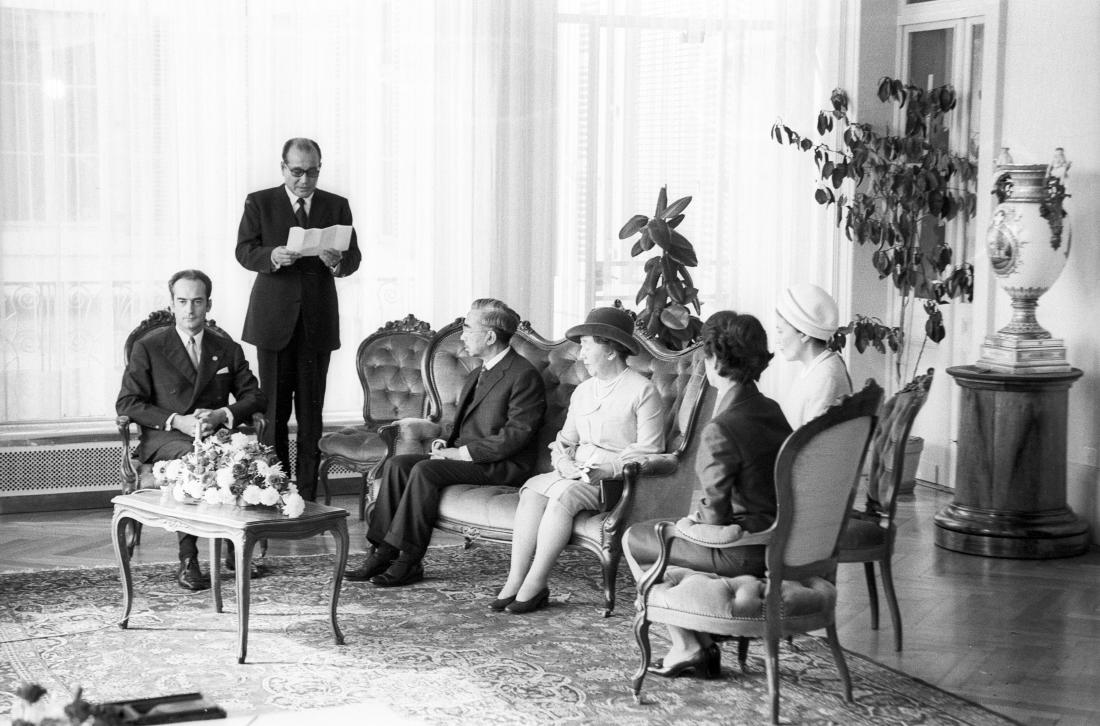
[295,198,308,228]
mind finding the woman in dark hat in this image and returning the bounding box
[491,307,665,614]
[623,310,791,678]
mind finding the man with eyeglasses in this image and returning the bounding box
[235,137,362,501]
[346,299,546,587]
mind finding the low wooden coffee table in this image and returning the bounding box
[110,489,350,663]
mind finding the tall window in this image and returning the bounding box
[0,1,545,426]
[551,0,847,387]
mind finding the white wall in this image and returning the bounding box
[996,0,1100,541]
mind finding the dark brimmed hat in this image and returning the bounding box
[565,307,640,356]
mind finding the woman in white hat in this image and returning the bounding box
[491,307,664,614]
[775,283,852,427]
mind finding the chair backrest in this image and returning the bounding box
[122,309,230,366]
[866,369,934,522]
[421,317,710,473]
[356,314,436,428]
[768,380,883,580]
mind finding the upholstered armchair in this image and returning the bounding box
[316,314,434,520]
[838,368,933,651]
[117,309,266,553]
[628,382,883,724]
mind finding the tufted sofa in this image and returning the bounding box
[373,318,714,615]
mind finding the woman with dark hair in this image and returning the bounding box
[623,310,791,677]
[491,307,665,614]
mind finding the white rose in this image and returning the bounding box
[282,492,306,518]
[230,431,251,449]
[152,460,168,481]
[183,478,205,500]
[242,484,263,505]
[259,486,281,506]
[202,487,222,505]
[172,484,187,502]
[165,459,183,480]
[216,466,236,488]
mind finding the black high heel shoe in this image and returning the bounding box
[647,643,722,679]
[488,594,516,611]
[505,587,550,614]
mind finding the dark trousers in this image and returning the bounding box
[151,438,222,562]
[368,454,496,557]
[625,518,767,579]
[257,318,331,501]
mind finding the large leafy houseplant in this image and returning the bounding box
[772,77,978,381]
[617,186,702,350]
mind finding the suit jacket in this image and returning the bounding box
[236,185,363,352]
[446,348,547,486]
[116,325,267,463]
[696,382,792,531]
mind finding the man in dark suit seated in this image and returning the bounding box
[116,269,267,590]
[346,299,547,587]
[235,137,362,501]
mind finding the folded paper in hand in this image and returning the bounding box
[287,224,353,257]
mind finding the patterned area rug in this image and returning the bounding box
[0,546,1018,725]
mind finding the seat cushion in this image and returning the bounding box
[644,567,837,636]
[438,485,521,535]
[318,427,388,461]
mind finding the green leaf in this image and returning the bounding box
[618,214,649,240]
[655,186,668,217]
[877,76,891,103]
[639,229,656,251]
[660,304,691,330]
[663,195,692,219]
[667,214,685,229]
[630,240,646,257]
[666,230,699,266]
[646,217,671,251]
[800,138,813,151]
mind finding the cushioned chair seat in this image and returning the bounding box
[438,485,521,534]
[646,568,837,634]
[318,427,389,461]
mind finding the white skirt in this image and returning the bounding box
[521,471,602,516]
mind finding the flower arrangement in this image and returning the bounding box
[10,684,121,726]
[152,429,305,518]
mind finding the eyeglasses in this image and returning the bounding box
[284,165,321,178]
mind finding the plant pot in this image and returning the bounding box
[884,435,923,495]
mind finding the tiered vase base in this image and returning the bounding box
[978,334,1070,374]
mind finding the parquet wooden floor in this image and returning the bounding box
[2,487,1098,725]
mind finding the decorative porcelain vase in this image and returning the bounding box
[979,149,1072,373]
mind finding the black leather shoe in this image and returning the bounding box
[177,557,210,591]
[488,594,516,612]
[370,557,424,587]
[647,643,722,679]
[225,558,264,579]
[345,549,397,582]
[505,587,550,614]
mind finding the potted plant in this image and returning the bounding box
[773,77,978,492]
[771,77,978,384]
[617,186,703,351]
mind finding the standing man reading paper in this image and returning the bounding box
[236,137,362,500]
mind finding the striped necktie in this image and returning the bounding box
[295,197,308,228]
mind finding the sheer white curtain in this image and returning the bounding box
[552,0,847,398]
[0,0,552,425]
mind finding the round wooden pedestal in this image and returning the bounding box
[934,365,1089,558]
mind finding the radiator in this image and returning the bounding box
[0,439,353,494]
